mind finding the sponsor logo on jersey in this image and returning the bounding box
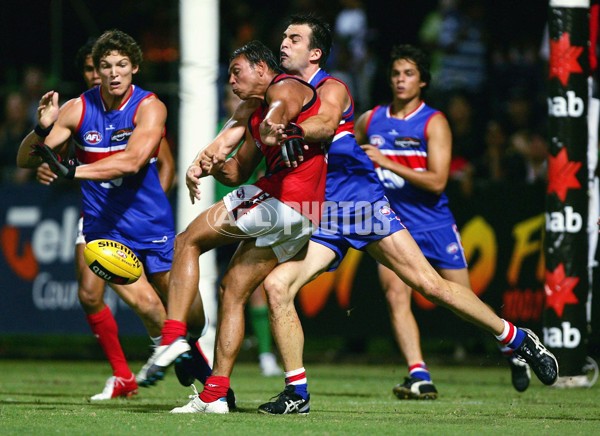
[83,130,102,145]
[111,128,133,143]
[394,137,421,148]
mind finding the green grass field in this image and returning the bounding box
[0,360,598,435]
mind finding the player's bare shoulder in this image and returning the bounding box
[135,94,167,125]
[140,93,166,111]
[427,111,451,135]
[316,78,349,111]
[271,76,313,102]
[318,77,346,94]
[57,96,86,128]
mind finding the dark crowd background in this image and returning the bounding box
[1,0,552,191]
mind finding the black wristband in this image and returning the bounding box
[34,123,54,137]
[64,166,76,180]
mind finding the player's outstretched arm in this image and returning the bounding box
[212,129,262,186]
[186,100,261,203]
[194,98,260,174]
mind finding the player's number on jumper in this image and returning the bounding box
[100,178,123,189]
[375,167,405,190]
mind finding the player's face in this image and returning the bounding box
[389,59,425,102]
[228,55,261,100]
[280,24,315,74]
[82,55,101,89]
[98,51,139,97]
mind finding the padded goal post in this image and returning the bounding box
[545,0,598,384]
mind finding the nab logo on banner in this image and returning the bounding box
[543,322,581,349]
[545,206,583,233]
[547,91,585,117]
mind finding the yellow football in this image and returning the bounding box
[83,239,142,285]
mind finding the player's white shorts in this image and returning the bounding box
[223,184,314,263]
[75,216,85,245]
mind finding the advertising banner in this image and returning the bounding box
[2,181,595,363]
[0,184,145,335]
[545,0,591,379]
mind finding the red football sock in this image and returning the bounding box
[160,319,187,345]
[199,375,230,403]
[87,306,131,378]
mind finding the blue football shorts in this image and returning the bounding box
[410,223,468,270]
[310,197,405,271]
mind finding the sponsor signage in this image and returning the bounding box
[3,180,598,360]
[0,184,145,335]
[545,1,592,376]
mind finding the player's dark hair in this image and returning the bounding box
[92,29,143,68]
[286,14,332,67]
[389,44,432,89]
[74,37,97,72]
[231,40,281,73]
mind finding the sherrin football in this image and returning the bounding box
[83,239,142,285]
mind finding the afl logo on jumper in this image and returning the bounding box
[369,135,385,146]
[111,128,133,143]
[84,130,102,145]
